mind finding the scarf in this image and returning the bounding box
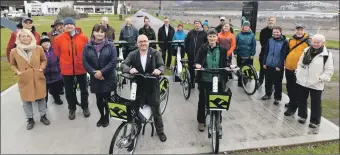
[15,29,37,63]
[16,42,36,63]
[91,37,106,53]
[302,46,324,65]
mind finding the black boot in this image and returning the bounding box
[158,132,167,142]
[284,108,296,116]
[96,116,104,127]
[83,108,91,118]
[102,115,109,127]
[261,94,271,100]
[69,110,76,120]
[27,118,35,130]
[40,114,50,125]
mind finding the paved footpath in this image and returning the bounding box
[1,11,338,154]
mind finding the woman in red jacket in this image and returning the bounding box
[6,17,40,63]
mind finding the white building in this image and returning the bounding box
[24,0,130,15]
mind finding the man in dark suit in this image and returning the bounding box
[158,17,175,69]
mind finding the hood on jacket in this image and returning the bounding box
[273,35,286,41]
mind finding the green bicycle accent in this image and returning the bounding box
[208,95,230,109]
[108,102,128,120]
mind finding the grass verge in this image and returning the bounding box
[1,14,127,92]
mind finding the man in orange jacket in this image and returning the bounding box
[53,17,90,120]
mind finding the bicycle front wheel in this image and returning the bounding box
[159,77,170,115]
[109,122,140,154]
[211,111,219,154]
[240,64,258,95]
[181,67,191,100]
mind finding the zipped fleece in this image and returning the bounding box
[184,29,207,63]
[53,28,88,75]
[235,30,256,57]
[263,35,288,69]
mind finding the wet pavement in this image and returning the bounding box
[1,11,339,154]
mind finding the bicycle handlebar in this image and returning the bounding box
[121,73,159,79]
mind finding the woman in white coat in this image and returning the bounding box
[295,34,334,128]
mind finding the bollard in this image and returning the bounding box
[119,14,122,21]
[156,13,159,17]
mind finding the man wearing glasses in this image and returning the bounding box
[6,17,41,63]
[121,34,167,142]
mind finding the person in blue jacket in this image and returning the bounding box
[172,23,186,58]
[261,26,288,105]
[235,21,256,86]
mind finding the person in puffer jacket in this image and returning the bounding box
[53,17,90,120]
[172,23,186,58]
[295,34,333,129]
[235,21,256,86]
[261,26,288,105]
[40,32,63,105]
[119,18,138,59]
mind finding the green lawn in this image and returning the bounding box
[0,14,127,92]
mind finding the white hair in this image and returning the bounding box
[101,16,108,21]
[312,34,326,42]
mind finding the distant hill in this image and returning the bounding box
[132,1,339,11]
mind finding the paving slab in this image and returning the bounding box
[1,11,338,154]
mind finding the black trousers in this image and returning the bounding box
[264,66,284,100]
[258,51,265,84]
[285,69,299,110]
[45,79,63,103]
[189,61,195,85]
[236,56,254,85]
[197,81,223,124]
[63,74,89,110]
[96,92,111,118]
[161,45,172,67]
[297,84,323,125]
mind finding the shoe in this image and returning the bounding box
[59,89,64,95]
[285,103,290,107]
[54,99,63,105]
[273,99,280,105]
[83,108,91,118]
[298,118,306,124]
[198,123,205,132]
[97,116,104,127]
[69,110,76,120]
[284,108,296,116]
[27,118,35,130]
[261,94,271,100]
[102,115,109,127]
[256,82,263,88]
[309,123,320,128]
[191,83,195,89]
[40,114,50,125]
[158,132,167,142]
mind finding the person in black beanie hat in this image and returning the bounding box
[40,32,64,105]
[184,19,207,88]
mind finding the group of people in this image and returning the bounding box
[6,14,333,145]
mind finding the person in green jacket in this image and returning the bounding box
[235,21,256,86]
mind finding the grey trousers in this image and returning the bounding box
[23,98,47,119]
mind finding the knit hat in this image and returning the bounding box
[242,21,251,27]
[40,32,50,45]
[63,17,76,26]
[203,21,208,26]
[22,16,33,23]
[295,23,305,29]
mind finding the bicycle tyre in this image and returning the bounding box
[211,111,219,154]
[240,64,258,95]
[109,122,140,154]
[159,77,169,115]
[182,67,191,100]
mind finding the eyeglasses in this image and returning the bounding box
[138,40,148,44]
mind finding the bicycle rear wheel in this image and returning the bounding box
[240,64,258,95]
[109,122,140,154]
[159,77,170,115]
[211,111,219,154]
[181,67,191,100]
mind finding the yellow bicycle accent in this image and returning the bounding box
[108,102,128,120]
